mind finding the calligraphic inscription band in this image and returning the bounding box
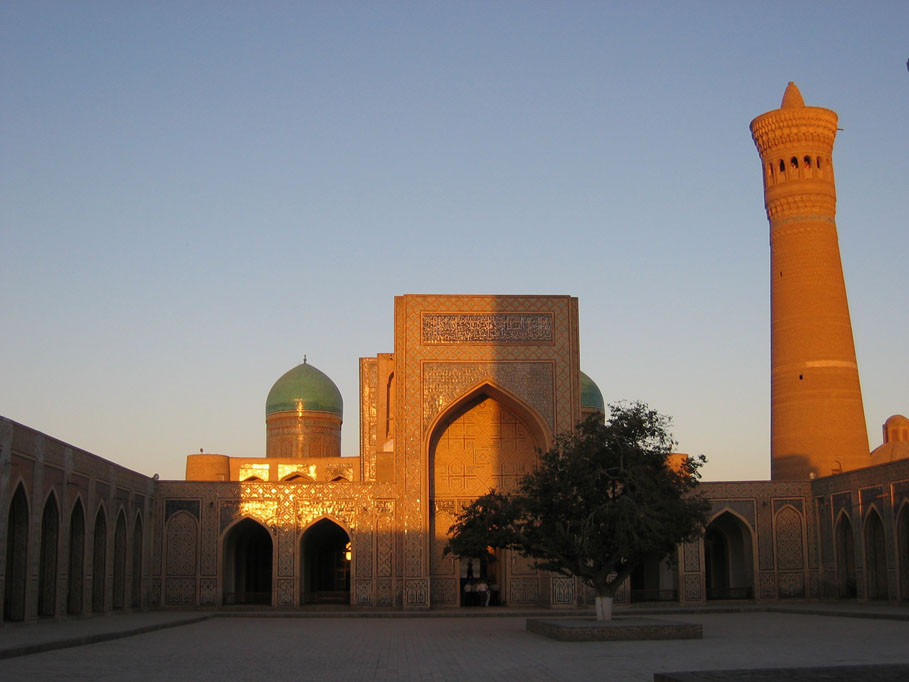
[422,313,553,344]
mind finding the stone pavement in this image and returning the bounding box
[0,604,908,681]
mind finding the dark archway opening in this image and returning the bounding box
[92,508,107,613]
[113,512,127,609]
[67,500,85,615]
[131,515,143,608]
[865,510,888,600]
[4,485,29,622]
[835,513,857,598]
[704,512,754,600]
[630,553,679,603]
[222,519,273,605]
[39,494,59,617]
[301,519,350,604]
[899,503,909,602]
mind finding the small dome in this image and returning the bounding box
[266,361,343,417]
[580,371,605,413]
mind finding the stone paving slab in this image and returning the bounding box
[527,616,702,640]
[653,663,909,681]
[0,611,908,681]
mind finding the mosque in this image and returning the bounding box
[1,84,907,622]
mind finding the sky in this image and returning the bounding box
[2,2,907,482]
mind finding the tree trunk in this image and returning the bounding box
[594,594,613,621]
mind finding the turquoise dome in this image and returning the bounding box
[266,361,343,417]
[580,371,605,413]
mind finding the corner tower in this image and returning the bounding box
[750,82,869,479]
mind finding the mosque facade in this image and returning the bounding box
[2,85,907,622]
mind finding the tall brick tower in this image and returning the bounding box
[750,82,869,480]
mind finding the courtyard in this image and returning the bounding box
[2,607,909,681]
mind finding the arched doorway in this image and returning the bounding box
[131,514,143,608]
[38,493,60,617]
[835,512,857,598]
[704,512,754,600]
[4,484,29,622]
[428,387,547,607]
[301,519,350,604]
[222,518,273,605]
[67,499,85,615]
[92,506,107,613]
[899,503,909,602]
[630,553,679,603]
[865,509,888,600]
[112,511,127,609]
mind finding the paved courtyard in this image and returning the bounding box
[2,610,909,681]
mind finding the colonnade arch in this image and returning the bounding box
[704,511,755,600]
[131,513,143,608]
[92,505,107,613]
[67,499,85,615]
[898,502,909,602]
[864,509,887,600]
[300,518,350,604]
[113,510,127,609]
[38,492,60,617]
[222,518,273,605]
[4,484,29,622]
[835,511,856,598]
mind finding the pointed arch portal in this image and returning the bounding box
[704,511,755,600]
[222,519,273,605]
[835,512,857,598]
[4,485,29,622]
[301,519,350,604]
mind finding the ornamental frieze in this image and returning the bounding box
[421,312,553,344]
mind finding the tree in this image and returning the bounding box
[445,402,710,620]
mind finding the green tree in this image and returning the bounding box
[445,402,710,620]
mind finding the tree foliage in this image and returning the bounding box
[445,402,710,618]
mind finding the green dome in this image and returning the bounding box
[266,361,343,417]
[580,371,605,413]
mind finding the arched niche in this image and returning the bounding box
[112,510,127,609]
[897,501,909,602]
[704,510,755,600]
[131,512,143,609]
[864,509,888,600]
[67,498,86,615]
[4,483,29,622]
[38,491,60,617]
[92,504,107,613]
[835,511,857,598]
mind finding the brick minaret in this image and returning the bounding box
[750,82,869,480]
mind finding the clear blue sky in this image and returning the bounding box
[2,2,906,481]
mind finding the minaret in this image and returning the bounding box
[750,82,869,480]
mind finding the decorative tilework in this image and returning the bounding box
[165,511,197,577]
[509,577,539,604]
[164,499,200,522]
[200,577,216,605]
[277,578,294,606]
[551,576,575,605]
[165,578,195,605]
[423,362,554,431]
[430,577,457,605]
[376,579,393,606]
[404,578,428,606]
[759,571,776,599]
[774,505,804,570]
[684,574,701,602]
[277,526,295,577]
[422,313,553,344]
[778,572,805,598]
[683,540,700,573]
[356,579,373,605]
